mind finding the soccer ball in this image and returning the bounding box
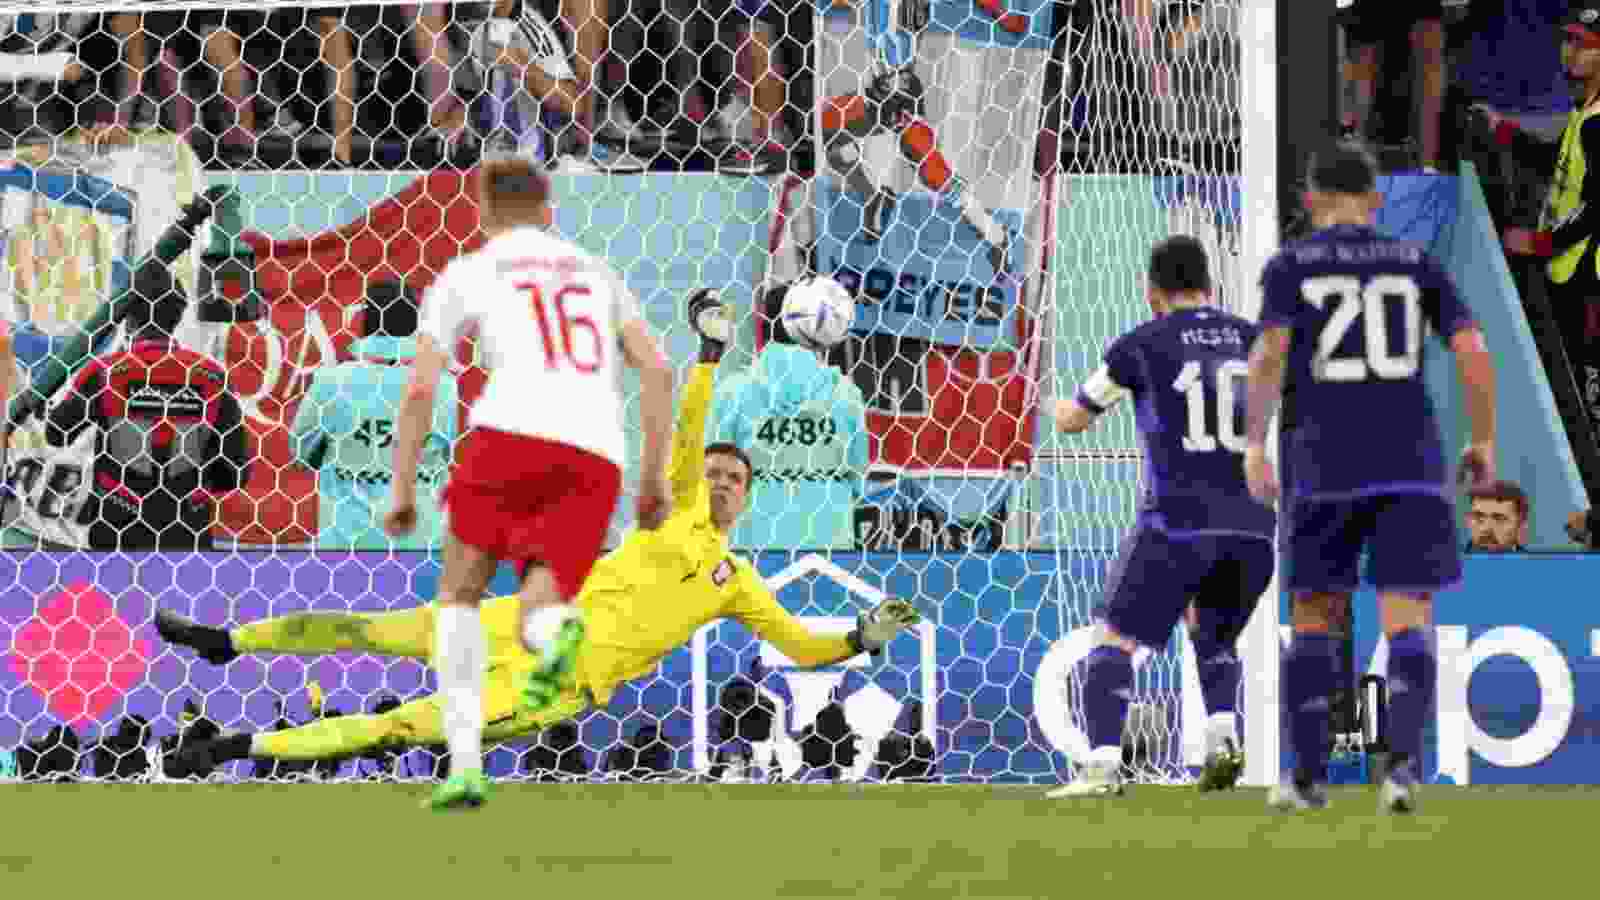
[780,276,855,350]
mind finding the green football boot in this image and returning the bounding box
[521,610,586,714]
[424,768,489,811]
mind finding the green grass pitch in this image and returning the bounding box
[3,783,1588,896]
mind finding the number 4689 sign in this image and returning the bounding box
[756,416,837,447]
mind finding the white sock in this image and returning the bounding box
[435,604,486,773]
[1088,745,1122,768]
[1206,712,1240,754]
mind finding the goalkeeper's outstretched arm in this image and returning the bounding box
[729,571,921,666]
[668,359,718,511]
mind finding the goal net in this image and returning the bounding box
[0,0,1261,786]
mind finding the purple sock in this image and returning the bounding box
[1190,628,1240,716]
[1385,628,1435,783]
[1082,645,1133,751]
[1284,632,1337,783]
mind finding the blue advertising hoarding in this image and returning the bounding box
[3,550,1599,784]
[1350,553,1600,785]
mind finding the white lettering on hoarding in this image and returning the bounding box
[1033,623,1597,783]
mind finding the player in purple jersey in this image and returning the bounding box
[1245,142,1496,814]
[1045,235,1277,799]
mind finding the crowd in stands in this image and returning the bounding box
[0,2,813,172]
[1,0,1596,550]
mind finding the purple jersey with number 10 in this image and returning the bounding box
[1078,306,1275,539]
[1259,223,1476,501]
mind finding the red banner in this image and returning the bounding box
[218,171,485,544]
[869,345,1034,472]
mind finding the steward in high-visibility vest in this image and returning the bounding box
[1508,7,1600,424]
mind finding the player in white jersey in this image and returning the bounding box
[384,157,674,810]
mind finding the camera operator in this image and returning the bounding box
[45,262,249,550]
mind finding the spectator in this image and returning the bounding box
[1505,7,1600,431]
[100,10,262,151]
[605,0,790,147]
[1465,480,1531,552]
[1566,505,1600,548]
[284,7,366,166]
[44,261,251,551]
[0,12,87,87]
[710,279,869,551]
[1341,0,1447,171]
[290,279,459,550]
[0,12,92,142]
[468,0,587,161]
[1455,0,1573,143]
[407,4,469,148]
[1155,0,1240,168]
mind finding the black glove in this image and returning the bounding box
[688,288,731,363]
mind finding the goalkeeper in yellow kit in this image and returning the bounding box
[156,290,920,794]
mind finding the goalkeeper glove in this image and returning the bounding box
[688,288,732,363]
[848,597,921,656]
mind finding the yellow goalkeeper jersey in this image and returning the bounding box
[520,363,857,706]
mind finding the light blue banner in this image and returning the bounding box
[550,173,775,539]
[814,176,1024,351]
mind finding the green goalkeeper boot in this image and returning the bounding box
[424,769,490,811]
[521,612,586,714]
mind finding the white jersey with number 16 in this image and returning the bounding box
[419,225,643,467]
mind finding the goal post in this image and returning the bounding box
[1237,0,1281,790]
[0,0,1288,786]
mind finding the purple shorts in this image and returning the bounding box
[1283,492,1461,594]
[1102,529,1275,650]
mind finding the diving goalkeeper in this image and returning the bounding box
[157,290,920,784]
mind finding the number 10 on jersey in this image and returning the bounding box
[1174,359,1248,454]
